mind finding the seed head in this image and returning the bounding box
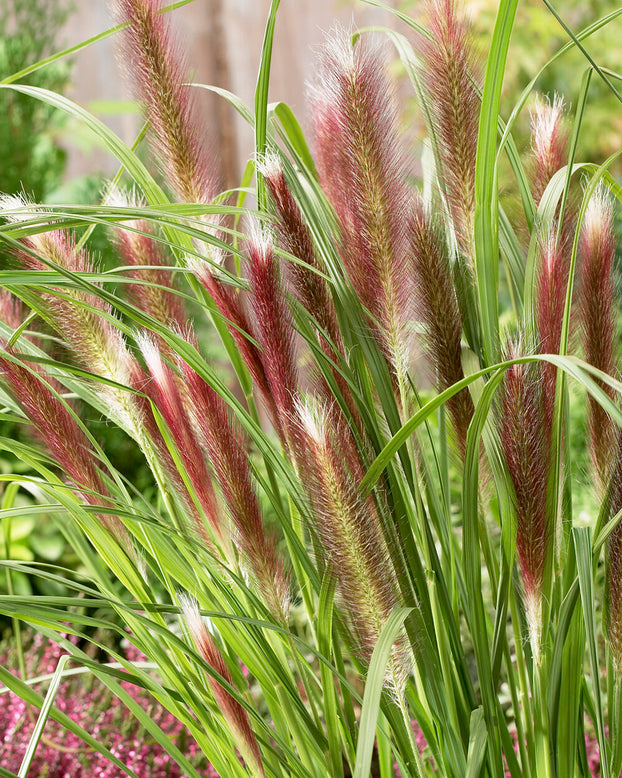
[577,186,618,491]
[409,198,473,457]
[108,188,187,344]
[138,333,222,542]
[113,0,216,204]
[245,227,300,449]
[530,94,568,206]
[535,227,568,431]
[189,256,283,435]
[178,336,290,620]
[419,0,480,256]
[0,347,130,544]
[295,398,410,693]
[310,29,415,382]
[499,339,551,664]
[179,594,266,777]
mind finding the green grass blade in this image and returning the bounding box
[192,84,255,125]
[352,608,412,778]
[474,0,518,365]
[18,654,70,777]
[574,527,610,778]
[465,707,487,778]
[318,572,345,778]
[272,102,318,179]
[541,0,622,103]
[463,368,507,776]
[360,0,428,35]
[255,0,281,211]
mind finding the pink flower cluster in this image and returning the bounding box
[0,633,219,777]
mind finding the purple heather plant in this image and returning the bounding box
[0,633,216,778]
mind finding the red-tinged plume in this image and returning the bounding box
[311,29,415,383]
[419,0,480,257]
[529,95,577,262]
[605,433,622,673]
[0,348,130,545]
[577,186,618,492]
[259,153,338,339]
[0,196,146,439]
[179,594,266,777]
[113,0,216,204]
[245,228,300,449]
[295,399,410,694]
[259,153,363,432]
[530,94,569,207]
[179,343,290,621]
[108,190,187,344]
[409,198,473,458]
[138,334,223,543]
[499,340,551,664]
[535,228,569,431]
[189,256,283,434]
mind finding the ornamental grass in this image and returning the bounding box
[1,1,622,776]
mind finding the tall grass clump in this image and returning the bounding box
[1,1,622,776]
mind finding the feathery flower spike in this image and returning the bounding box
[534,227,569,433]
[311,29,415,383]
[0,347,130,544]
[577,186,618,492]
[499,340,551,664]
[0,195,144,436]
[530,94,569,208]
[189,256,284,435]
[113,0,216,204]
[179,594,266,778]
[409,197,473,457]
[179,341,290,620]
[260,153,364,433]
[419,0,480,257]
[295,399,410,693]
[245,227,300,450]
[108,189,187,342]
[138,333,223,542]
